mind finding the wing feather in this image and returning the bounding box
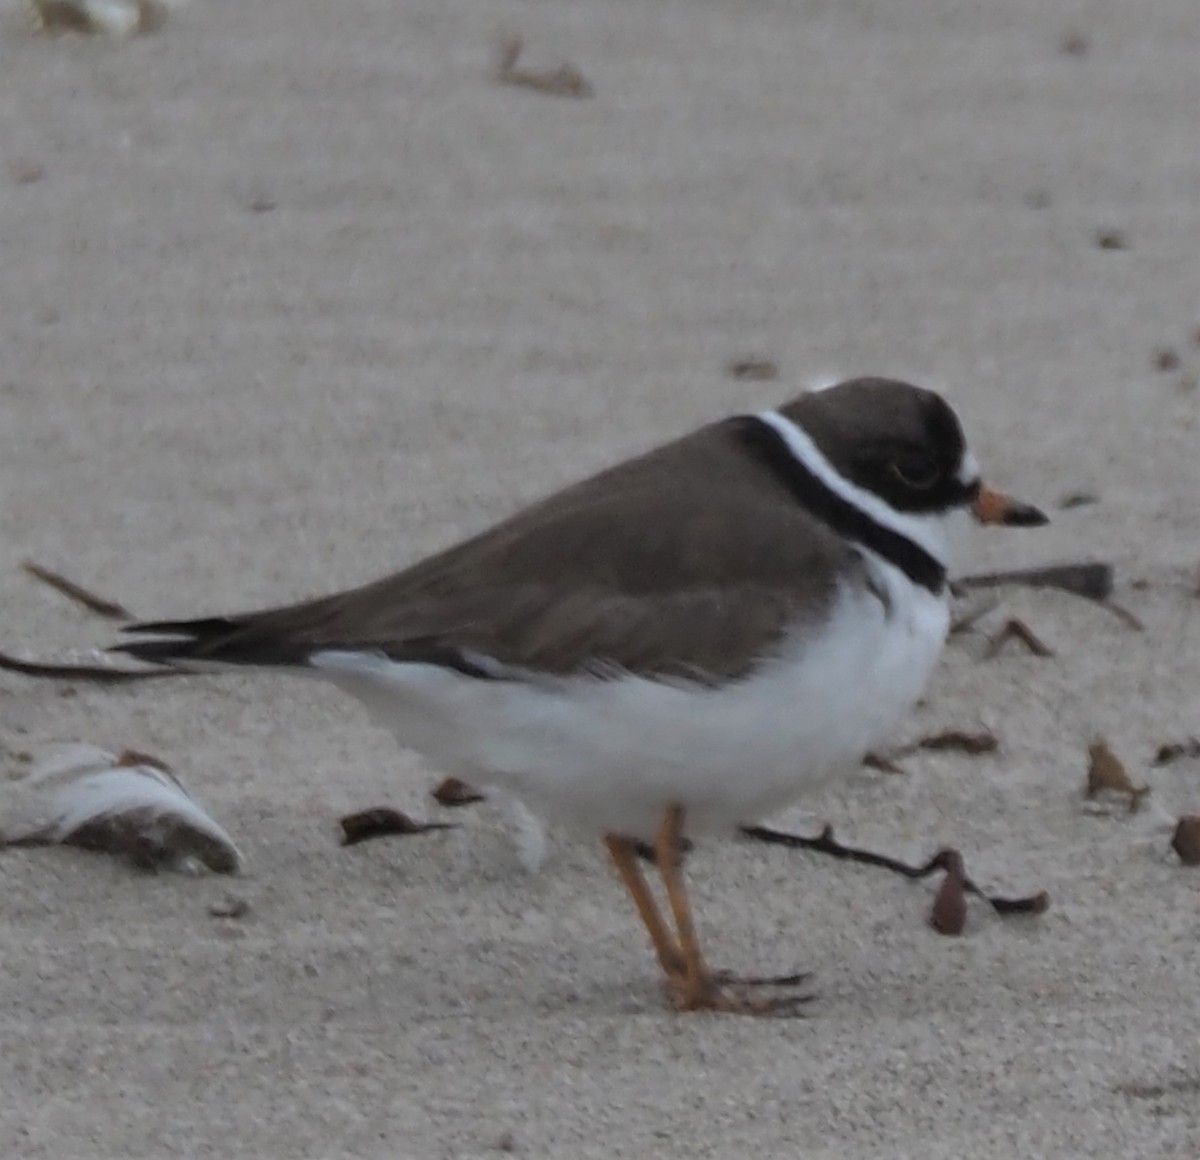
[118,420,854,681]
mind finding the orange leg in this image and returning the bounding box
[603,833,685,979]
[650,804,814,1016]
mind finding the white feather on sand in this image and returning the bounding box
[1,744,242,874]
[28,0,172,37]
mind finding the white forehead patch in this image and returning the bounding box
[957,450,981,487]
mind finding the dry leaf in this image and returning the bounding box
[929,850,968,936]
[431,777,486,808]
[1170,817,1200,865]
[912,729,998,756]
[1085,739,1150,812]
[339,808,455,847]
[1152,738,1200,766]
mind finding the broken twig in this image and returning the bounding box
[21,560,132,619]
[495,35,593,98]
[956,561,1141,630]
[957,562,1113,601]
[984,617,1055,659]
[739,823,1049,916]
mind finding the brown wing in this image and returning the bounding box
[119,419,856,681]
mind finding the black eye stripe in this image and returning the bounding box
[731,416,947,594]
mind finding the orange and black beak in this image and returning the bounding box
[971,484,1048,527]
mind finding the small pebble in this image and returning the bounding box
[1170,816,1200,865]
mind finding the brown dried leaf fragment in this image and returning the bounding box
[863,751,907,774]
[913,728,998,756]
[1058,30,1090,57]
[1170,817,1200,865]
[1152,738,1200,766]
[339,808,456,847]
[1085,739,1150,812]
[431,777,486,808]
[726,358,779,382]
[495,35,593,99]
[1094,227,1127,251]
[929,849,967,935]
[1057,491,1100,510]
[10,160,46,186]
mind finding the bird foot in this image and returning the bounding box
[664,969,815,1016]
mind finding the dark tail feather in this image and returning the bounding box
[113,618,311,667]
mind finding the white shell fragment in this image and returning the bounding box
[28,0,168,37]
[1,744,242,874]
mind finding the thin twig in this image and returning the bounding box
[739,823,1049,915]
[957,562,1113,601]
[1099,601,1144,631]
[21,560,132,619]
[984,617,1056,659]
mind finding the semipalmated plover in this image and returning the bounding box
[118,377,1046,1014]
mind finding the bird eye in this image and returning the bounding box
[890,455,940,489]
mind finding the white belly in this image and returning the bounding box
[311,558,949,845]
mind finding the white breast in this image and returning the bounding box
[311,550,950,845]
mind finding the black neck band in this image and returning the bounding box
[732,415,947,595]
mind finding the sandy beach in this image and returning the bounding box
[2,0,1200,1155]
